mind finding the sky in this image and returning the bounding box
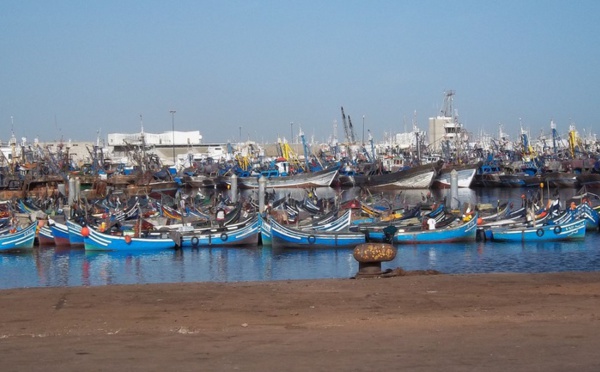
[1,0,599,145]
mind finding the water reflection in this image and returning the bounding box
[2,232,599,289]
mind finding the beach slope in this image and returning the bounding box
[1,272,600,371]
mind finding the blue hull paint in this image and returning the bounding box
[260,217,272,246]
[0,221,37,251]
[180,217,260,247]
[270,218,365,248]
[66,219,84,246]
[392,215,478,244]
[84,227,176,251]
[491,218,586,242]
[50,221,71,246]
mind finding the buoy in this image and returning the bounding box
[477,217,483,225]
[124,235,132,244]
[81,226,90,237]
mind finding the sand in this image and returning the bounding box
[1,272,600,371]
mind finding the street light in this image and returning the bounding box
[290,122,294,144]
[239,126,242,143]
[170,110,176,164]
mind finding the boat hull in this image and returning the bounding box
[235,166,340,189]
[37,225,55,246]
[393,216,478,243]
[432,164,480,189]
[0,221,37,252]
[66,219,84,247]
[50,221,71,246]
[491,219,586,242]
[270,218,365,248]
[84,227,177,251]
[180,217,260,247]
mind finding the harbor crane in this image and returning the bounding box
[347,115,357,144]
[340,106,357,144]
[340,106,351,144]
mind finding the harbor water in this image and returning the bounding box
[1,187,599,289]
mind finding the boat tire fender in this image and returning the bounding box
[221,233,228,242]
[191,236,199,247]
[536,228,544,237]
[307,235,316,244]
[554,226,562,234]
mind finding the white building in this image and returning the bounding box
[107,130,202,147]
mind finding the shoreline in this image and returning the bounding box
[2,272,600,371]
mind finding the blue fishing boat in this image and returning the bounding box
[391,214,478,244]
[298,209,352,232]
[179,216,260,247]
[269,218,366,248]
[490,218,586,242]
[37,224,55,246]
[262,209,353,246]
[260,216,273,245]
[50,220,71,246]
[365,213,477,244]
[565,196,600,231]
[66,219,85,246]
[0,221,37,252]
[82,225,177,251]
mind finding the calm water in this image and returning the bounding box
[2,187,599,289]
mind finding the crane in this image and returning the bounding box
[340,106,351,144]
[347,115,357,144]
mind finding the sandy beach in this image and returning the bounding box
[1,272,600,371]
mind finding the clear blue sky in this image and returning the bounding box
[1,0,599,144]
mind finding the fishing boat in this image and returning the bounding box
[542,171,578,189]
[82,225,177,251]
[432,162,482,189]
[0,220,37,252]
[566,192,600,230]
[261,209,352,246]
[66,219,85,246]
[490,218,586,242]
[37,224,55,246]
[260,216,273,245]
[234,165,340,189]
[178,215,260,247]
[269,217,365,248]
[336,162,442,189]
[359,212,477,244]
[50,220,71,246]
[391,214,478,244]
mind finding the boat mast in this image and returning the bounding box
[550,120,557,155]
[140,114,146,172]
